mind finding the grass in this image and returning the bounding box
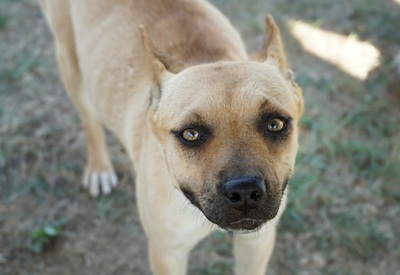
[96,190,135,222]
[190,232,234,275]
[277,60,400,272]
[29,216,67,253]
[0,14,9,29]
[195,261,232,275]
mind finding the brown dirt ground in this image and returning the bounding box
[1,0,400,275]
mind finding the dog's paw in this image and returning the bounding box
[83,170,118,197]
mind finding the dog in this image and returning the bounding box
[40,0,303,274]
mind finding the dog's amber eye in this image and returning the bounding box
[182,129,200,141]
[267,118,284,132]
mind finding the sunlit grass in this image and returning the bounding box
[289,20,380,80]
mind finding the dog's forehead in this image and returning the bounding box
[160,61,296,126]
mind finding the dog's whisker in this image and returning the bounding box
[181,200,193,220]
[181,202,189,219]
[179,198,190,219]
[195,210,203,228]
[168,185,177,208]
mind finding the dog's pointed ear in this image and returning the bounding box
[139,25,185,109]
[250,16,304,118]
[250,15,288,71]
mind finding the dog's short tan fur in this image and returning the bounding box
[40,0,303,274]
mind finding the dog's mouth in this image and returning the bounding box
[223,218,266,233]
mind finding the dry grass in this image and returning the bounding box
[1,0,399,274]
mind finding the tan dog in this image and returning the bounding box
[40,0,303,274]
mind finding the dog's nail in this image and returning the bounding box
[89,173,100,197]
[100,172,111,195]
[111,172,118,187]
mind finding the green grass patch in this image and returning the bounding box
[29,216,68,253]
[0,14,9,29]
[193,261,232,275]
[96,190,135,221]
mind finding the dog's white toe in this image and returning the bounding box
[100,172,112,195]
[89,173,100,197]
[83,170,118,197]
[111,172,118,187]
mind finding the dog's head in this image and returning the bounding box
[140,15,303,233]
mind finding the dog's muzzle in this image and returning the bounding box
[182,175,280,232]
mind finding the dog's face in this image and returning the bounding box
[140,16,303,232]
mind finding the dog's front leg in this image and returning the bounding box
[145,216,213,275]
[144,205,214,275]
[148,241,190,275]
[233,223,276,275]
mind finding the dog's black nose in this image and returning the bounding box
[221,176,266,213]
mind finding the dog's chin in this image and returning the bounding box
[221,219,266,234]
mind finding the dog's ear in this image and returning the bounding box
[251,16,304,119]
[139,25,185,108]
[250,15,288,71]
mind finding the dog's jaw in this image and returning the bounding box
[182,185,282,232]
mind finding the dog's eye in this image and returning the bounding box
[267,118,285,132]
[182,129,200,142]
